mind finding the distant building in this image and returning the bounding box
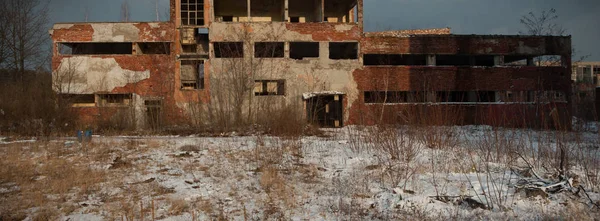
[49,0,573,129]
[572,61,600,120]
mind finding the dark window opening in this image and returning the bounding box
[182,45,197,54]
[364,54,427,66]
[254,42,284,58]
[181,60,205,90]
[364,91,502,103]
[436,55,495,67]
[58,43,132,55]
[254,80,285,96]
[60,94,96,107]
[181,0,205,26]
[290,17,300,23]
[214,42,243,58]
[98,94,133,106]
[250,0,285,21]
[436,55,471,66]
[329,42,358,60]
[222,16,234,22]
[324,0,357,23]
[290,42,319,60]
[137,42,170,55]
[288,0,321,22]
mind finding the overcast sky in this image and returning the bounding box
[49,0,600,60]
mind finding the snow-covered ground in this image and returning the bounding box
[1,125,599,220]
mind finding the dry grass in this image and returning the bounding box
[0,141,107,218]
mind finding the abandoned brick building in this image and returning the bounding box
[50,0,572,129]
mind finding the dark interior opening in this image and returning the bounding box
[364,54,427,66]
[180,60,205,89]
[214,42,244,58]
[329,42,358,60]
[60,94,95,104]
[138,42,170,55]
[254,42,284,58]
[59,43,132,55]
[290,42,319,59]
[222,16,234,22]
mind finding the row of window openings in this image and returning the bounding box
[58,43,170,55]
[364,91,567,104]
[214,0,358,23]
[363,54,564,67]
[213,42,358,60]
[60,94,133,107]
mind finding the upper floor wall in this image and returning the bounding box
[362,35,572,56]
[50,22,175,43]
[171,0,363,29]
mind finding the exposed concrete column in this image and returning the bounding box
[527,57,534,66]
[284,42,290,58]
[357,0,363,29]
[284,0,289,22]
[494,56,504,66]
[426,55,436,66]
[247,0,251,21]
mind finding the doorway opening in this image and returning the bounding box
[305,93,344,128]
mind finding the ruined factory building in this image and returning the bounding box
[50,0,572,129]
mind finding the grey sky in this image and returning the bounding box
[48,0,600,60]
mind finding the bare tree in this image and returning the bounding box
[121,0,131,22]
[519,8,589,65]
[208,24,291,130]
[83,6,91,22]
[153,0,160,21]
[52,58,84,94]
[0,0,50,82]
[519,8,565,36]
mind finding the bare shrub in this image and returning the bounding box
[168,198,189,216]
[0,71,73,136]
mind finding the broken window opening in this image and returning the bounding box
[214,0,247,22]
[254,80,285,96]
[254,42,284,58]
[288,0,320,22]
[504,55,532,66]
[532,55,563,66]
[329,42,358,60]
[182,45,198,54]
[181,60,205,90]
[363,54,427,66]
[290,42,319,60]
[59,94,96,107]
[58,43,133,55]
[98,94,133,107]
[136,42,170,55]
[435,55,495,67]
[360,91,563,104]
[181,0,205,26]
[324,0,357,23]
[214,42,244,58]
[250,0,285,22]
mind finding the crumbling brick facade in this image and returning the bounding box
[50,0,572,129]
